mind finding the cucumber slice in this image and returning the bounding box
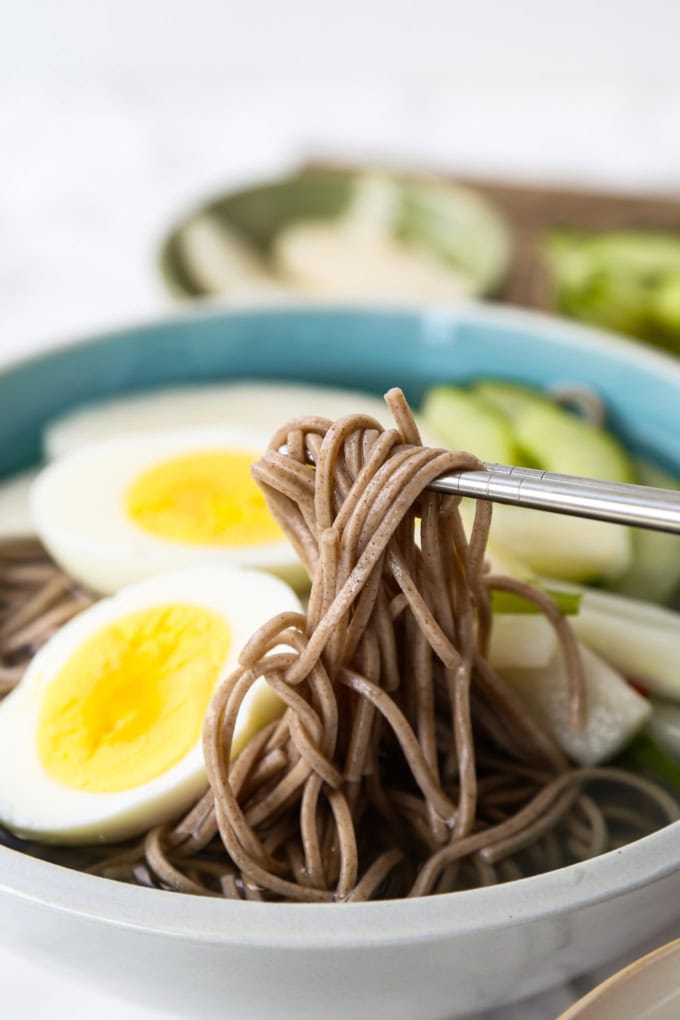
[420,386,517,463]
[513,402,634,482]
[473,380,547,422]
[475,380,634,481]
[423,379,636,582]
[612,459,680,603]
[544,229,680,353]
[480,384,634,580]
[653,272,680,340]
[460,493,632,583]
[490,506,632,581]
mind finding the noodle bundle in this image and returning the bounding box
[1,391,677,899]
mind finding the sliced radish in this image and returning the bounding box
[501,643,651,766]
[487,615,557,670]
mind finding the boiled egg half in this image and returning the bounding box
[31,426,306,595]
[43,382,441,460]
[0,469,39,539]
[0,564,299,843]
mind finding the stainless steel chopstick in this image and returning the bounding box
[429,462,680,534]
[281,448,680,534]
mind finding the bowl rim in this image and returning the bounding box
[3,301,680,947]
[4,297,680,386]
[3,809,680,948]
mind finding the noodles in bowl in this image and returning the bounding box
[0,388,677,902]
[5,305,680,1020]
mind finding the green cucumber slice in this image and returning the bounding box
[420,386,517,463]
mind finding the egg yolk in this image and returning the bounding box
[37,604,230,793]
[125,450,283,546]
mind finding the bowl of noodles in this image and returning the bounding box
[1,304,680,1020]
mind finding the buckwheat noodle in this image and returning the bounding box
[0,391,677,899]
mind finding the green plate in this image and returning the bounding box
[159,168,511,301]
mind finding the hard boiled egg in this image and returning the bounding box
[31,426,306,595]
[0,469,39,539]
[44,382,440,460]
[0,565,300,843]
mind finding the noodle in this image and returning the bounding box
[0,389,678,901]
[0,543,95,692]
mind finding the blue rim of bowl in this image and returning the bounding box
[5,297,680,389]
[2,302,680,947]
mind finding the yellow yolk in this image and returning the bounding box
[125,450,283,546]
[37,604,230,793]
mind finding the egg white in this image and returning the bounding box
[0,469,39,539]
[0,565,301,844]
[31,425,307,595]
[43,381,441,460]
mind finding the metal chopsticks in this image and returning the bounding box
[281,447,680,534]
[426,462,680,534]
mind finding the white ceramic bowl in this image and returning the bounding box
[2,304,680,1019]
[4,825,680,1019]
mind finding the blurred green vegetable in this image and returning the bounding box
[421,380,635,583]
[616,732,680,790]
[613,460,680,603]
[545,230,680,354]
[490,588,581,616]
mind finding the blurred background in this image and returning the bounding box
[2,0,680,360]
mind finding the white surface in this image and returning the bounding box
[1,1,680,364]
[2,1,680,1015]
